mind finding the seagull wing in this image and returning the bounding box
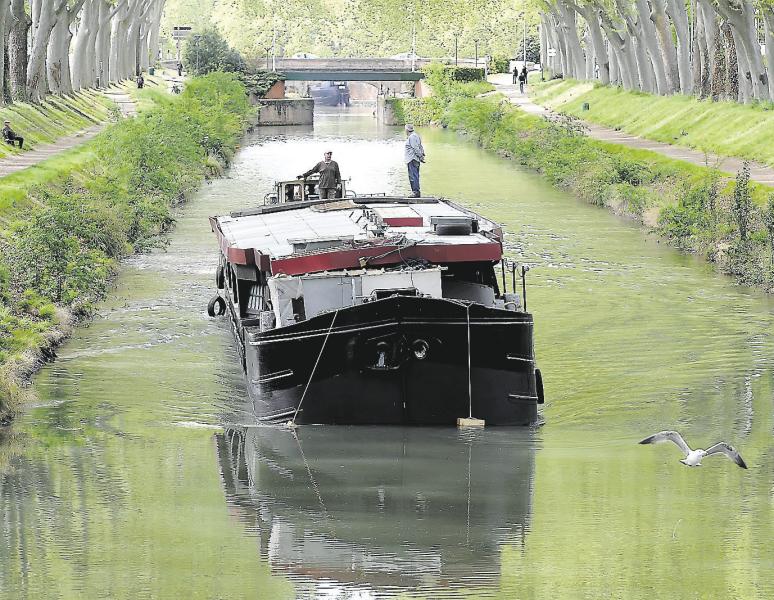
[704,442,748,469]
[639,431,691,456]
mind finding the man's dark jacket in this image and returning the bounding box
[303,160,341,189]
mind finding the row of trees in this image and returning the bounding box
[163,0,538,63]
[0,0,166,104]
[540,0,774,103]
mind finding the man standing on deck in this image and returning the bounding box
[299,150,342,199]
[404,124,425,198]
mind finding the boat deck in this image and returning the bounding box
[211,196,503,274]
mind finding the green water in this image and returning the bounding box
[2,110,773,599]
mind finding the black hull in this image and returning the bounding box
[236,296,541,426]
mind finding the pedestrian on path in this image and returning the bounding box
[177,62,183,77]
[3,120,23,149]
[299,150,342,199]
[404,124,425,198]
[512,65,518,84]
[518,67,528,94]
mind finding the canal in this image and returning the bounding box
[2,109,773,598]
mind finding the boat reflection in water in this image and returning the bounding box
[216,426,536,598]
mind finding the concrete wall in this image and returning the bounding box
[376,95,399,125]
[252,99,314,126]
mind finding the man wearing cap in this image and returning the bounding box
[2,120,23,149]
[404,124,425,198]
[299,150,342,199]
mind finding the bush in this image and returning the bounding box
[447,67,486,82]
[0,73,251,417]
[490,56,510,74]
[239,70,286,98]
[184,28,245,76]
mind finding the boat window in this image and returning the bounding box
[246,284,263,314]
[291,297,306,321]
[285,184,302,202]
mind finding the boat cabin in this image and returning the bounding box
[264,175,352,205]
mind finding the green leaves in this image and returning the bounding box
[0,74,250,390]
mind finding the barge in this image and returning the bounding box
[209,177,543,425]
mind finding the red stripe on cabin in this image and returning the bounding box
[382,217,424,227]
[270,242,502,275]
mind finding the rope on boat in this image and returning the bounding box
[466,303,473,419]
[289,308,340,426]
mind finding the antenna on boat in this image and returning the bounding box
[521,265,530,311]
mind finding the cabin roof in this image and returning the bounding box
[211,197,503,274]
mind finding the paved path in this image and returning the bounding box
[488,74,774,187]
[0,88,137,178]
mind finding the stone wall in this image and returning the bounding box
[252,99,314,126]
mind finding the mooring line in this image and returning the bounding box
[290,309,340,425]
[466,303,473,419]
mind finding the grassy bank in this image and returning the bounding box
[531,79,774,169]
[0,72,251,422]
[446,96,774,289]
[387,63,494,125]
[390,78,774,293]
[0,90,115,161]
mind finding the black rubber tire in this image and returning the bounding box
[207,295,226,317]
[215,265,225,289]
[535,368,545,404]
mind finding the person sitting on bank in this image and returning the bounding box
[136,73,145,89]
[3,120,23,149]
[298,150,342,199]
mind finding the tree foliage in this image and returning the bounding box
[183,28,245,75]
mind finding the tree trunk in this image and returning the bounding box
[7,0,28,102]
[584,27,594,79]
[557,0,586,79]
[46,15,69,94]
[665,0,692,94]
[609,45,619,85]
[580,4,610,84]
[147,0,165,69]
[721,21,741,101]
[96,0,114,86]
[762,8,774,101]
[630,0,667,93]
[649,0,679,93]
[27,0,62,102]
[109,1,130,81]
[539,14,549,76]
[600,14,639,90]
[699,0,721,98]
[0,0,10,104]
[72,0,97,90]
[714,0,769,101]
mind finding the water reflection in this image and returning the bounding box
[217,426,536,598]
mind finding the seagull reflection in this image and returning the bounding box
[215,426,536,597]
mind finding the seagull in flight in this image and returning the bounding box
[639,431,747,469]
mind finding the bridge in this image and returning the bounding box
[253,58,481,81]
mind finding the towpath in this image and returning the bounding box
[488,74,774,187]
[0,87,137,179]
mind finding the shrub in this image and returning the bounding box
[0,73,251,415]
[183,28,245,76]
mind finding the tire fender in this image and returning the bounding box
[207,295,226,317]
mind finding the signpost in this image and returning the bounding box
[172,26,193,64]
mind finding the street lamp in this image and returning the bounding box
[264,46,272,70]
[474,38,479,68]
[453,32,459,66]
